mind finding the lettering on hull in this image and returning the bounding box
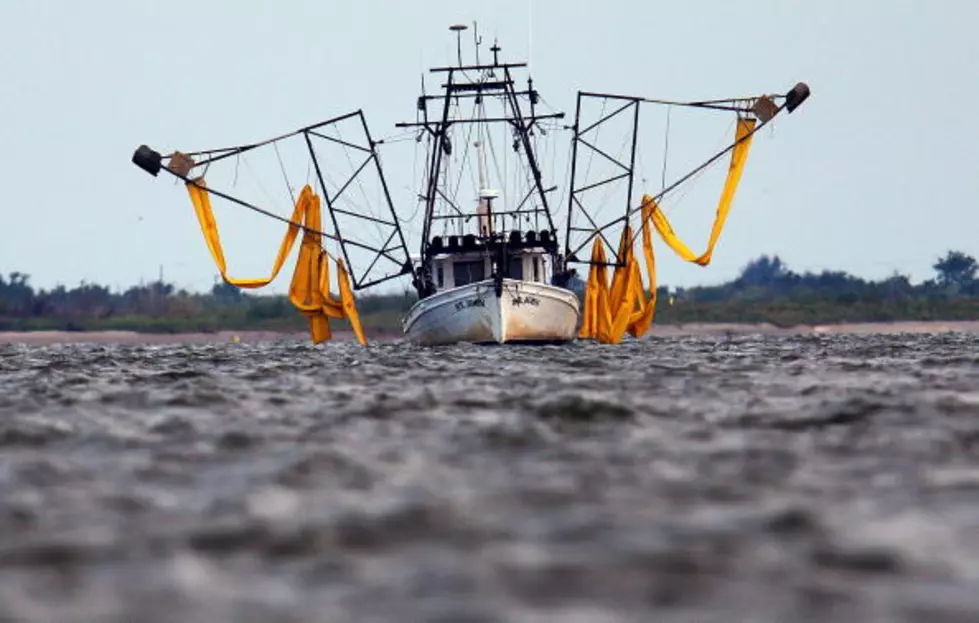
[511,295,540,307]
[454,298,486,312]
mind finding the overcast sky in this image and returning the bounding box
[1,0,976,295]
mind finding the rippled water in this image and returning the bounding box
[1,332,979,622]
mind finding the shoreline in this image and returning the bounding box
[647,320,979,336]
[2,320,978,345]
[0,329,399,345]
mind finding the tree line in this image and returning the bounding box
[1,250,977,333]
[651,250,979,326]
[672,249,979,303]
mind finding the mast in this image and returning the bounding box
[397,23,566,300]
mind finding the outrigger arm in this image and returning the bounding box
[129,111,419,346]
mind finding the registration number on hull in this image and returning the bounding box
[454,298,486,312]
[511,295,540,307]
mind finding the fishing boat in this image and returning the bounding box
[131,23,809,347]
[397,26,581,346]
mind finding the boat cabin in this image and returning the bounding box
[426,230,557,291]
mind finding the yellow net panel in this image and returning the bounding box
[577,211,657,344]
[579,117,756,344]
[185,179,366,346]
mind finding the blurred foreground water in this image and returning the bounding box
[1,332,978,622]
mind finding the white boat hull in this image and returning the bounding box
[402,279,581,346]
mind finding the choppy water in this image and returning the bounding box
[1,333,979,622]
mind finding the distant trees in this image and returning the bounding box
[665,250,977,305]
[0,274,203,324]
[0,249,977,331]
[736,255,791,288]
[210,281,244,305]
[0,272,34,316]
[933,250,978,289]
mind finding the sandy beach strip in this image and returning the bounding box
[2,321,978,345]
[0,330,362,345]
[648,320,979,337]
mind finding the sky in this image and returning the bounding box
[1,0,976,296]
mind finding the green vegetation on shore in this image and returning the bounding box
[2,250,977,334]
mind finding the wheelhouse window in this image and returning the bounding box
[453,259,485,286]
[436,263,444,288]
[508,256,524,280]
[532,256,540,282]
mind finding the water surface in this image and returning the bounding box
[1,333,979,622]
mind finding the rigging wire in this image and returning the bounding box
[398,127,423,227]
[576,109,633,241]
[581,98,606,200]
[448,97,480,222]
[593,128,634,239]
[332,123,386,249]
[273,141,295,207]
[554,130,574,230]
[661,105,671,190]
[241,153,286,215]
[618,111,771,252]
[656,116,736,214]
[484,97,507,197]
[180,176,340,262]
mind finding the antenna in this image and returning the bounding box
[449,24,468,66]
[473,21,482,65]
[528,0,533,72]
